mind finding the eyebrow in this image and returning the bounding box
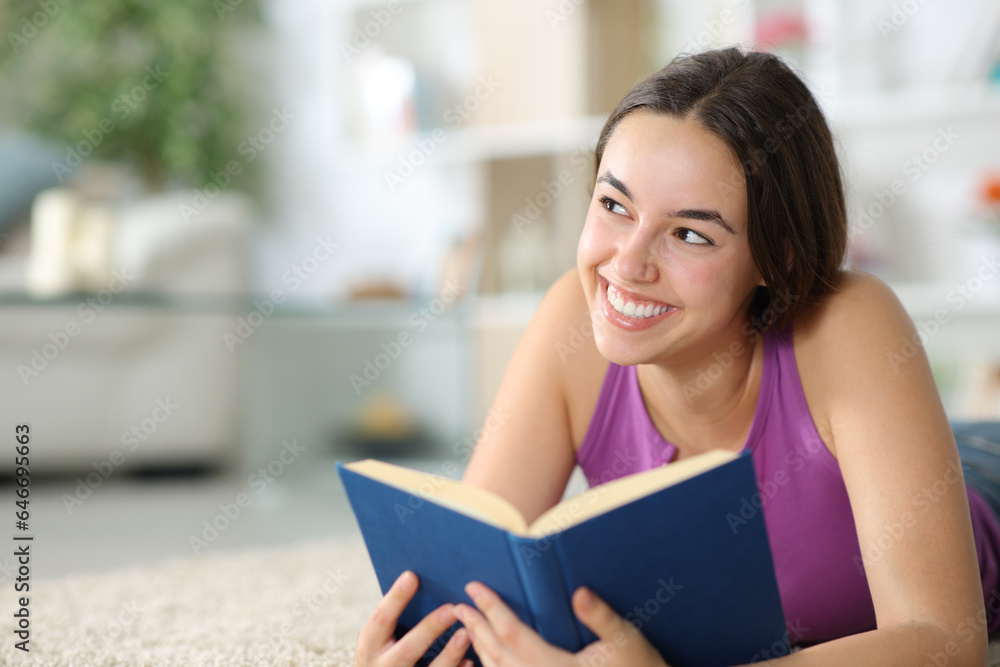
[672,208,736,235]
[596,171,633,201]
[596,170,736,235]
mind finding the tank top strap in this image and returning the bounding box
[748,322,842,474]
[738,326,779,454]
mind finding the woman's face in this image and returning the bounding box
[577,111,764,366]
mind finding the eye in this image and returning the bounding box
[599,196,629,216]
[676,228,713,246]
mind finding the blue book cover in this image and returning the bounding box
[337,450,788,667]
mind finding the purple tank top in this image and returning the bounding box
[576,324,1000,643]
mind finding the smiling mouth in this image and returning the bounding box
[603,277,676,319]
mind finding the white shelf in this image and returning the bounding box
[827,83,1000,130]
[439,116,606,163]
[342,115,606,168]
[889,280,1000,319]
[342,83,1000,166]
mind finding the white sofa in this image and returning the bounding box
[0,192,251,475]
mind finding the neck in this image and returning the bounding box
[637,325,764,453]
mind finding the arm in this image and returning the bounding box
[454,271,676,666]
[740,272,988,666]
[462,268,587,523]
[353,269,595,667]
[456,271,989,666]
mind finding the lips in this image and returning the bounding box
[599,275,677,331]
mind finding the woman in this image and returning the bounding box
[354,47,1000,666]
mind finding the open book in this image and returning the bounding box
[337,449,787,667]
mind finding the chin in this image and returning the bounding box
[591,321,668,367]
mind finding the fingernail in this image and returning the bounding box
[438,604,454,624]
[577,587,593,610]
[399,571,416,592]
[464,582,481,600]
[453,628,470,649]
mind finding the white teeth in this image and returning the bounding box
[605,281,672,319]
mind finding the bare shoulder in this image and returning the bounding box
[795,270,913,347]
[534,269,609,449]
[793,270,922,457]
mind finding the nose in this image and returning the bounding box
[611,225,658,284]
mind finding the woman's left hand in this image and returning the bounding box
[453,581,671,667]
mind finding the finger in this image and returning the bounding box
[571,587,640,643]
[456,581,539,662]
[357,571,420,652]
[465,581,530,645]
[573,588,669,667]
[427,627,471,667]
[386,603,460,665]
[453,602,501,665]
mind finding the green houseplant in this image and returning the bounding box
[0,1,261,191]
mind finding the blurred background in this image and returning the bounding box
[0,0,998,576]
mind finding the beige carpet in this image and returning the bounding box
[3,537,1000,666]
[0,538,380,666]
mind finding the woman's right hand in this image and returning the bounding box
[354,570,474,667]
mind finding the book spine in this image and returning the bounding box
[507,534,582,652]
[551,535,600,647]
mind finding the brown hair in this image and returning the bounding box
[595,46,847,332]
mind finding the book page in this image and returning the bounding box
[344,459,529,533]
[527,449,738,537]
